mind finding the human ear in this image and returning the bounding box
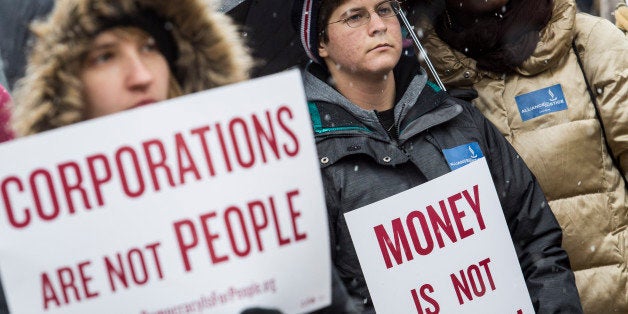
[318,41,329,58]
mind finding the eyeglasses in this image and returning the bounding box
[328,0,402,28]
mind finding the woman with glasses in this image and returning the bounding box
[293,0,582,312]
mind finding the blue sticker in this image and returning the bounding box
[442,142,484,170]
[515,84,568,121]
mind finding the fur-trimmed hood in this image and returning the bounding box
[12,0,253,135]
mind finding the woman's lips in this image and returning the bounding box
[132,99,157,109]
[370,43,392,52]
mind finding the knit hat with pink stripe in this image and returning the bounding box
[292,0,324,64]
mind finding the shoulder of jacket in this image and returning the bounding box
[573,13,620,45]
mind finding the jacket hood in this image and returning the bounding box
[421,0,576,84]
[12,0,253,135]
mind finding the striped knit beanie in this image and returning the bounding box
[292,0,324,64]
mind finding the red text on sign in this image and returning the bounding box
[411,283,440,314]
[1,106,300,230]
[451,257,496,305]
[40,260,99,311]
[173,189,307,271]
[373,185,484,269]
[104,241,164,293]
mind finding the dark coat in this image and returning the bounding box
[0,56,7,90]
[227,0,309,78]
[0,0,54,91]
[303,56,583,313]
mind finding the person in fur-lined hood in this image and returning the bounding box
[2,0,252,312]
[415,0,628,312]
[11,0,253,136]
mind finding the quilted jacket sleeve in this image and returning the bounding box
[575,14,628,179]
[463,100,583,313]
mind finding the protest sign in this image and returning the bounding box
[0,69,331,313]
[345,158,534,314]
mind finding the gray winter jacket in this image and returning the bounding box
[303,57,582,313]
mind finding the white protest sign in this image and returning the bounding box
[345,158,534,314]
[0,69,331,314]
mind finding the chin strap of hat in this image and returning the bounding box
[393,3,446,91]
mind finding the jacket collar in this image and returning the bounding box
[305,55,458,143]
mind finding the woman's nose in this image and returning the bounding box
[125,53,154,89]
[368,12,388,35]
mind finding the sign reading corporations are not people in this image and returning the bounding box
[0,70,331,314]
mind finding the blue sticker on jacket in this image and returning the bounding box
[515,84,568,121]
[442,142,484,170]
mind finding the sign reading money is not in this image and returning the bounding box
[345,159,534,314]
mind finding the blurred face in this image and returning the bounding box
[318,0,402,79]
[80,27,170,118]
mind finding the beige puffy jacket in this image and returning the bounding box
[420,0,628,312]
